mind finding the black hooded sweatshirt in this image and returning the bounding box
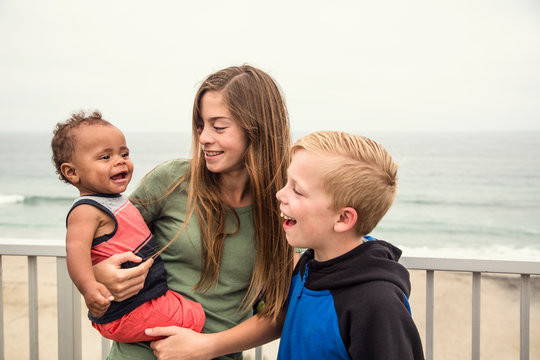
[277,239,425,360]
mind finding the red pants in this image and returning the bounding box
[92,290,205,343]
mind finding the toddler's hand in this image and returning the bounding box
[83,282,114,318]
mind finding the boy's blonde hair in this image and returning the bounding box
[292,131,398,236]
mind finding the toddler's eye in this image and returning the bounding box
[122,152,130,158]
[100,155,110,160]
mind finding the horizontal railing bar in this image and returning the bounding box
[2,239,539,275]
[401,257,540,275]
[0,239,65,257]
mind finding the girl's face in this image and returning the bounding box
[197,91,248,176]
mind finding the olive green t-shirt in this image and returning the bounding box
[107,159,256,360]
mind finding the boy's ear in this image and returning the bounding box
[334,207,358,233]
[60,162,79,184]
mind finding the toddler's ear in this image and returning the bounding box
[334,207,358,233]
[60,162,79,184]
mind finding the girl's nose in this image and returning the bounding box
[198,126,214,145]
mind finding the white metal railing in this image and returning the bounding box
[0,239,84,360]
[1,238,539,360]
[400,257,539,360]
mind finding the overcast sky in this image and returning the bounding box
[1,0,539,133]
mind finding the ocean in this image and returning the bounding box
[1,131,539,261]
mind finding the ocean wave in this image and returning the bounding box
[400,244,540,262]
[0,193,74,205]
[0,194,24,204]
[399,197,539,209]
[381,222,539,239]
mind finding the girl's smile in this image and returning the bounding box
[197,91,248,176]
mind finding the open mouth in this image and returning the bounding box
[111,172,127,181]
[205,150,223,157]
[280,212,297,226]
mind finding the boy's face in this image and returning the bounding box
[63,124,133,196]
[276,149,339,251]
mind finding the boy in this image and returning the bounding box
[51,110,205,342]
[276,131,424,359]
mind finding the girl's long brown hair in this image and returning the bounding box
[186,65,293,320]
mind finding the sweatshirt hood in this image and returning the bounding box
[298,240,411,296]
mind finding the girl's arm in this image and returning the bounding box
[66,205,114,317]
[145,249,300,359]
[147,312,285,360]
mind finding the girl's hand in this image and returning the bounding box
[147,327,215,360]
[93,252,153,301]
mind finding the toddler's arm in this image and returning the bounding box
[66,205,114,317]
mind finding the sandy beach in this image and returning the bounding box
[1,256,539,360]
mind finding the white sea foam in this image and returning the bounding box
[1,131,539,260]
[0,194,24,205]
[401,245,540,262]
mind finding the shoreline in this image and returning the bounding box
[1,256,539,359]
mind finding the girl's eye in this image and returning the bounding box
[214,126,226,131]
[293,187,302,196]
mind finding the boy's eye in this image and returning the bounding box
[100,155,110,160]
[122,152,130,158]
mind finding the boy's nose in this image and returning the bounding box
[276,187,285,202]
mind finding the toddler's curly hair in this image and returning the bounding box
[51,110,111,183]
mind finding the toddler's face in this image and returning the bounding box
[68,124,133,195]
[276,149,338,251]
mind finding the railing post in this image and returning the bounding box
[425,270,434,360]
[520,274,530,360]
[102,337,111,359]
[255,346,262,360]
[0,256,4,360]
[28,256,39,360]
[57,257,82,360]
[471,272,481,360]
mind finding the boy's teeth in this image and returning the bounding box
[281,212,294,221]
